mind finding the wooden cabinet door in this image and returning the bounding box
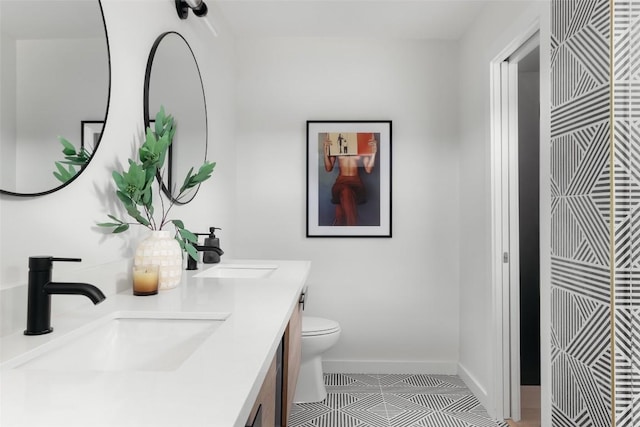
[248,356,277,427]
[281,299,302,426]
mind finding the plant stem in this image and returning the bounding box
[157,176,170,229]
[145,206,156,230]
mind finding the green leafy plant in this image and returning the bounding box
[53,137,92,183]
[97,107,215,261]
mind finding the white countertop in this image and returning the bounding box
[0,259,310,427]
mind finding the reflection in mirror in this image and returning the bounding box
[144,32,207,205]
[0,0,110,196]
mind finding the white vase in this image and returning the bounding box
[134,230,182,290]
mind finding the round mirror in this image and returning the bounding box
[144,32,207,205]
[0,0,110,196]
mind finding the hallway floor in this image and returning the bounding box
[290,373,509,427]
[506,386,541,427]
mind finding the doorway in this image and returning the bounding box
[490,27,540,424]
[517,48,541,387]
[514,44,541,427]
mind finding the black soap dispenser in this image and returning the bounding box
[203,227,222,264]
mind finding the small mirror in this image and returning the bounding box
[0,0,110,196]
[144,32,207,205]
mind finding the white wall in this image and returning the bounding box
[235,37,461,373]
[0,0,236,335]
[457,0,550,418]
[0,32,17,191]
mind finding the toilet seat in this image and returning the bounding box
[302,316,341,337]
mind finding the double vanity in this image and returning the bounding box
[0,260,309,427]
[1,2,306,424]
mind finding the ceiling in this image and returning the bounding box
[215,0,492,40]
[0,1,495,41]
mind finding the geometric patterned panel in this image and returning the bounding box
[550,198,584,258]
[289,374,508,427]
[613,1,640,426]
[614,309,640,426]
[550,134,585,194]
[550,122,610,264]
[551,257,610,305]
[551,1,613,426]
[612,146,640,233]
[552,195,609,264]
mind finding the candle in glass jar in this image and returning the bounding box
[133,265,159,296]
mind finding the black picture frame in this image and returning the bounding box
[80,121,104,151]
[306,120,392,237]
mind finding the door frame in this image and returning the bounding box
[489,21,540,422]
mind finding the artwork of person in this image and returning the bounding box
[337,133,346,154]
[323,133,377,225]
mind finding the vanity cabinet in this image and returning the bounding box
[282,297,302,426]
[247,356,277,427]
[247,294,303,427]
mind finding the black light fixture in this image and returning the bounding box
[175,0,208,19]
[175,0,218,37]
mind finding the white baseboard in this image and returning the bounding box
[457,362,491,417]
[322,360,458,375]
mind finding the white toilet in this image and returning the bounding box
[294,316,341,403]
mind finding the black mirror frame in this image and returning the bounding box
[0,0,111,198]
[143,31,208,206]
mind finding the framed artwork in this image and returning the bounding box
[306,120,392,237]
[80,121,104,151]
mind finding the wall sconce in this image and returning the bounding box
[175,0,208,19]
[175,0,218,37]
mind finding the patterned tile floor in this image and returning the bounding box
[290,374,509,427]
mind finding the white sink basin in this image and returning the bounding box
[193,263,278,279]
[6,312,227,372]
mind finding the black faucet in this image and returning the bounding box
[24,256,106,336]
[186,245,225,270]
